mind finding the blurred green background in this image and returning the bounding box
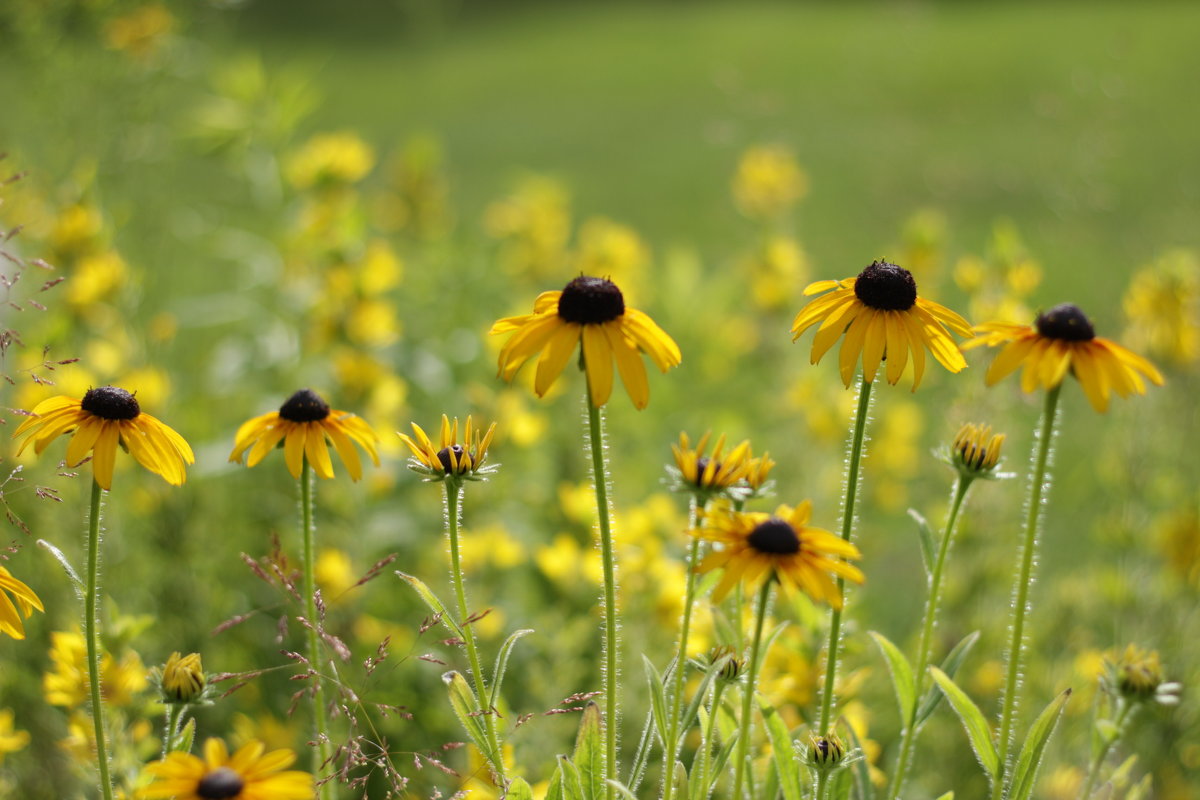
[1,1,1197,798]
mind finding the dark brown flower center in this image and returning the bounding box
[853,261,917,311]
[1035,303,1095,341]
[197,766,245,799]
[746,518,801,555]
[278,389,331,422]
[80,386,140,420]
[557,276,625,324]
[693,456,720,483]
[437,444,466,473]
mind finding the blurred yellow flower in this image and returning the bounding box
[575,217,650,302]
[460,524,527,573]
[536,534,603,587]
[104,3,176,59]
[484,176,570,278]
[44,630,148,709]
[744,235,807,311]
[345,298,402,347]
[359,238,404,295]
[315,548,356,600]
[0,566,43,640]
[1122,249,1200,366]
[732,144,808,220]
[898,208,947,284]
[0,709,30,764]
[286,131,375,190]
[49,203,103,259]
[67,250,127,309]
[1156,508,1200,587]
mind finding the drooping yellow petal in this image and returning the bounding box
[65,418,105,467]
[838,313,870,386]
[582,324,614,406]
[608,322,651,410]
[884,311,909,385]
[861,310,887,383]
[535,321,581,397]
[91,422,120,490]
[282,425,306,479]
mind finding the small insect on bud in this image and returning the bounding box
[161,651,206,704]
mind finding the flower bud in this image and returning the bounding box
[161,651,206,704]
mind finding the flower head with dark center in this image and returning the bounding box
[667,431,751,498]
[399,415,498,482]
[138,737,312,800]
[13,386,194,489]
[693,501,863,607]
[792,261,973,390]
[229,389,380,481]
[964,303,1164,413]
[490,275,681,409]
[947,422,1007,479]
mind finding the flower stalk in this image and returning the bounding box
[732,578,773,800]
[817,375,873,735]
[1078,699,1133,800]
[299,459,334,800]
[84,479,116,800]
[662,497,704,800]
[993,384,1061,799]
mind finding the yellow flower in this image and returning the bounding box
[44,630,148,709]
[964,303,1164,413]
[13,386,193,490]
[949,422,1006,478]
[230,389,380,481]
[161,652,206,704]
[138,737,313,800]
[490,275,681,409]
[792,261,973,389]
[0,709,30,764]
[732,144,808,220]
[398,415,497,481]
[1122,249,1200,366]
[285,131,375,189]
[693,502,864,608]
[668,431,751,495]
[0,566,43,640]
[104,3,176,59]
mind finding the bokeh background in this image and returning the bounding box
[1,1,1198,797]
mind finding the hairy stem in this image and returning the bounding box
[162,704,184,758]
[85,480,115,800]
[732,579,772,800]
[697,680,728,800]
[662,497,705,800]
[1078,700,1133,800]
[300,459,334,800]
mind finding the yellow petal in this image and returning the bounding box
[582,324,614,406]
[535,321,581,397]
[608,322,650,410]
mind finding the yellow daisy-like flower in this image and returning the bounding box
[490,275,681,409]
[398,415,498,481]
[792,260,973,390]
[138,737,313,800]
[963,303,1165,413]
[949,422,1007,478]
[0,566,43,640]
[670,431,752,494]
[160,651,206,704]
[13,386,193,490]
[693,502,864,608]
[229,389,380,481]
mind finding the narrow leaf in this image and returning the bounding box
[934,793,954,800]
[175,716,196,753]
[678,653,732,745]
[758,696,801,800]
[841,718,875,800]
[489,628,534,710]
[559,755,586,800]
[1008,689,1072,800]
[573,701,604,800]
[643,655,669,747]
[929,667,999,781]
[545,762,565,800]
[398,572,465,639]
[507,777,535,800]
[607,779,639,800]
[442,671,488,754]
[908,508,936,578]
[869,630,917,723]
[37,538,84,589]
[829,767,854,800]
[916,631,981,727]
[626,709,656,793]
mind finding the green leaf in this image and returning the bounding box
[678,652,733,746]
[398,572,465,639]
[841,719,874,800]
[934,793,954,800]
[908,509,936,578]
[626,710,656,794]
[929,667,999,782]
[643,655,669,747]
[607,779,639,800]
[710,728,740,787]
[758,696,802,800]
[175,716,196,753]
[829,768,854,800]
[573,701,604,800]
[37,538,84,589]
[559,755,586,800]
[915,631,981,727]
[1008,688,1072,800]
[507,777,535,800]
[442,671,488,754]
[869,630,917,723]
[546,761,565,800]
[489,628,534,711]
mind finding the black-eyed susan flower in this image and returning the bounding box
[160,651,206,704]
[807,731,847,768]
[742,449,777,499]
[792,260,973,390]
[1103,645,1182,706]
[946,422,1007,480]
[229,388,380,481]
[489,275,681,409]
[138,737,313,800]
[13,386,193,490]
[694,502,863,608]
[964,303,1165,413]
[0,567,43,640]
[667,431,751,498]
[398,415,498,482]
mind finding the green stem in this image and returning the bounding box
[697,680,727,800]
[445,481,507,784]
[585,387,620,800]
[300,459,335,800]
[1078,700,1133,800]
[815,771,829,800]
[84,479,115,800]
[662,497,704,800]
[817,375,873,735]
[162,704,184,758]
[992,384,1061,800]
[887,474,974,800]
[732,579,772,800]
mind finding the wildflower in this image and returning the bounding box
[1104,645,1182,706]
[706,645,746,682]
[490,275,681,409]
[13,386,194,490]
[160,652,206,704]
[138,737,313,800]
[398,415,498,481]
[44,630,148,709]
[807,731,847,768]
[693,502,864,608]
[666,431,751,498]
[742,450,777,497]
[0,709,30,764]
[0,566,43,640]
[792,261,973,390]
[229,388,380,481]
[285,132,375,189]
[964,303,1164,412]
[732,144,808,220]
[1122,249,1200,366]
[947,422,1007,479]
